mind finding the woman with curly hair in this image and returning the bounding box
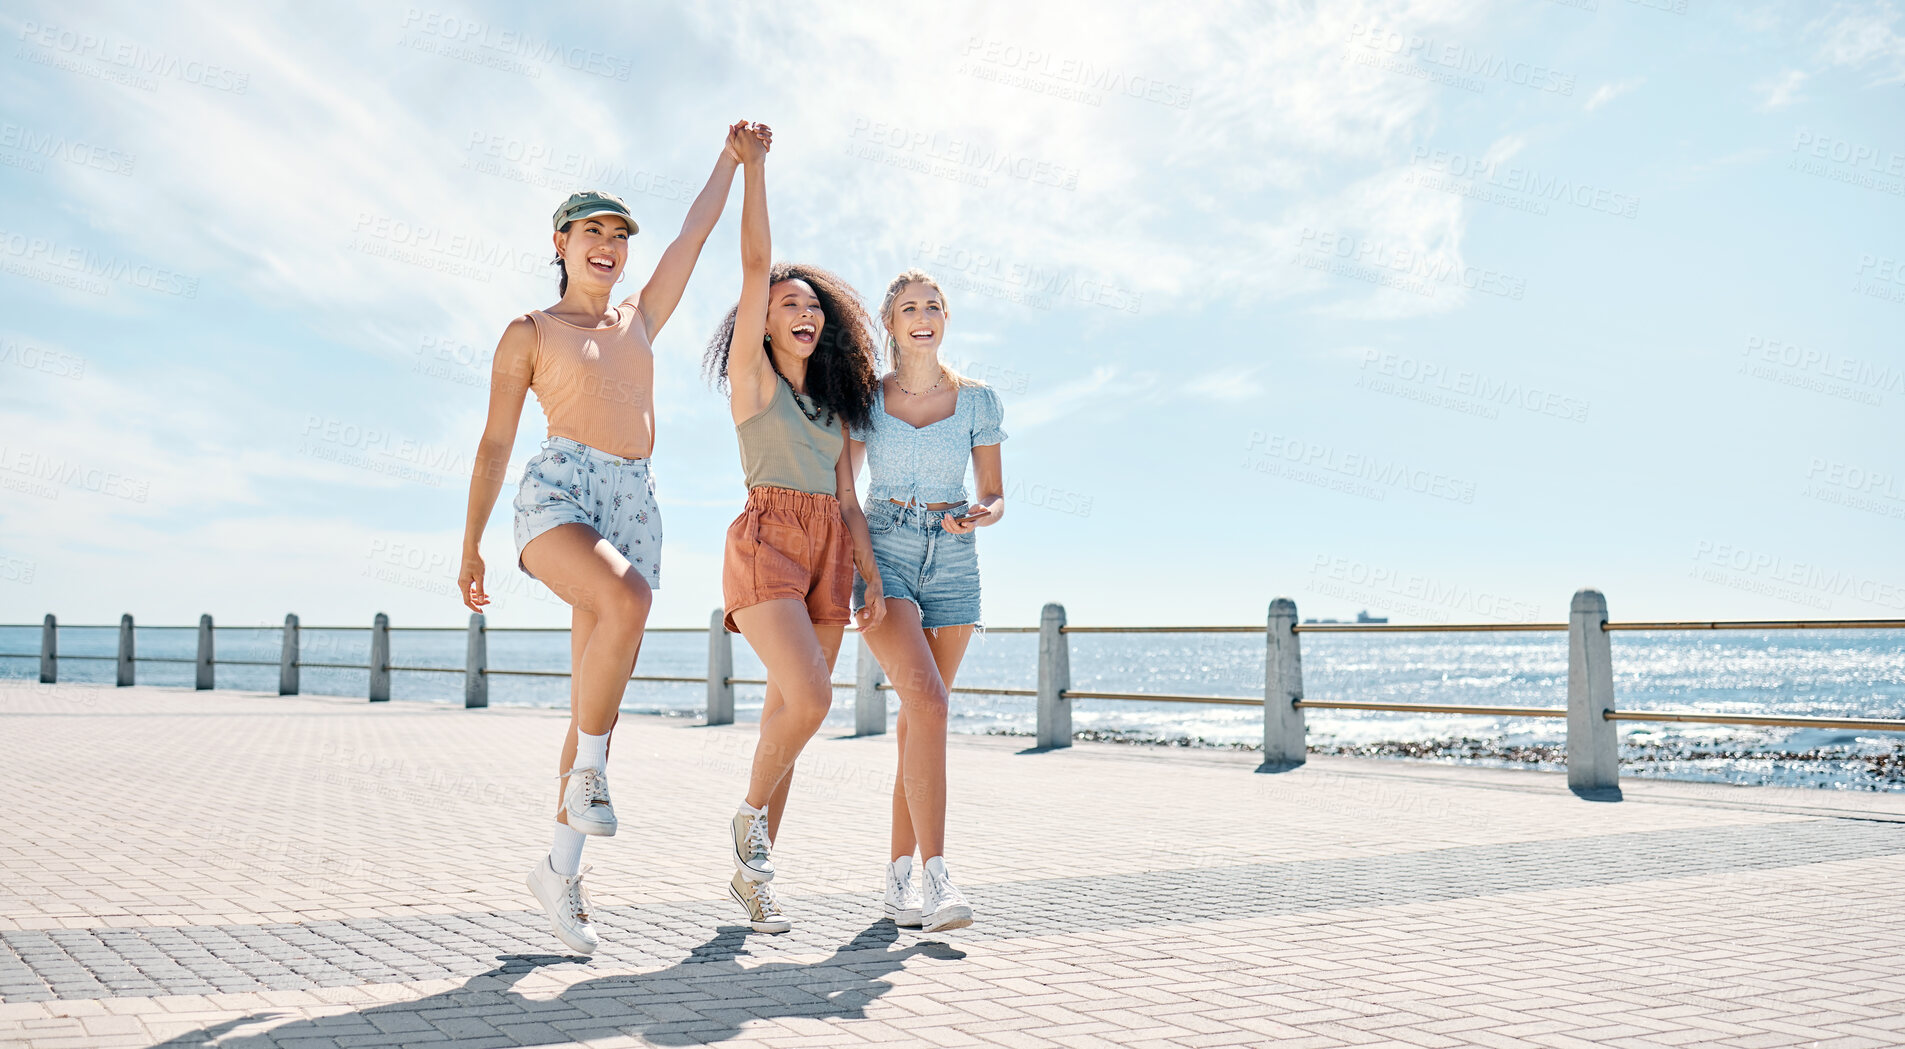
[849,270,1006,933]
[458,121,767,956]
[704,126,882,933]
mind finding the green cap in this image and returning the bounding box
[552,190,638,234]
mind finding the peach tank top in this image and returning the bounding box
[526,302,655,460]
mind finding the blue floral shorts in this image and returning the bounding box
[513,436,662,588]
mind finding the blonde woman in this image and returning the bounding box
[847,269,1007,931]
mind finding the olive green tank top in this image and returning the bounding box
[736,377,842,494]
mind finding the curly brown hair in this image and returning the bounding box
[704,261,879,434]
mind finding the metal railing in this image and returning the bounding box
[1257,594,1905,796]
[5,590,1901,797]
[0,613,743,706]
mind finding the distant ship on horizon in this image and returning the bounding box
[1301,610,1391,624]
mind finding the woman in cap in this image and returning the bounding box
[457,121,770,955]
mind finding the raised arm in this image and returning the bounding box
[631,122,756,340]
[725,127,776,421]
[459,316,537,612]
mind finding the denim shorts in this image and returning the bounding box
[852,500,981,629]
[513,436,661,587]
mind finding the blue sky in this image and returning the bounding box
[0,0,1901,630]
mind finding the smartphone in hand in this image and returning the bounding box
[949,504,991,527]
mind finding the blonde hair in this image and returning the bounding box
[879,268,976,387]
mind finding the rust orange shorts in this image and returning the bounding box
[722,486,854,634]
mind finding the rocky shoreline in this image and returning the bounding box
[986,728,1905,791]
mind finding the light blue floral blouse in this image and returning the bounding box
[848,381,1008,507]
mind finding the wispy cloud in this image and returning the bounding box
[1757,69,1809,110]
[1742,1,1905,114]
[4,0,1887,628]
[1181,368,1266,402]
[1808,0,1905,85]
[1584,77,1645,112]
[1012,366,1122,429]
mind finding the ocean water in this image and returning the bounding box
[3,624,1901,791]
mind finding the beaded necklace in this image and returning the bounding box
[780,373,835,427]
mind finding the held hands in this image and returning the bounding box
[940,504,994,535]
[459,550,489,614]
[724,120,773,165]
[855,576,889,632]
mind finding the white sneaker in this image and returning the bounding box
[526,856,600,955]
[559,765,617,836]
[728,870,792,933]
[882,856,923,927]
[731,806,774,881]
[920,856,973,932]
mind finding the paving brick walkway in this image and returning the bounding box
[3,682,1903,1048]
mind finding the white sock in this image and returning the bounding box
[924,855,949,880]
[549,821,586,877]
[889,855,913,879]
[574,729,609,772]
[737,799,766,817]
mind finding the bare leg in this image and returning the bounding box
[731,599,844,822]
[909,624,972,856]
[891,709,911,860]
[760,625,848,841]
[550,606,636,821]
[552,606,592,822]
[770,622,844,841]
[758,680,797,843]
[521,523,649,822]
[864,601,973,862]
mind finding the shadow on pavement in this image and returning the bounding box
[146,921,963,1048]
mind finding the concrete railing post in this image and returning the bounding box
[117,613,134,686]
[854,632,886,736]
[196,614,214,690]
[1036,602,1071,749]
[279,613,299,695]
[369,612,390,702]
[464,612,487,708]
[1262,597,1306,769]
[39,614,55,684]
[1567,588,1620,799]
[706,608,734,726]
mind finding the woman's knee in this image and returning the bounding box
[898,684,949,723]
[592,576,652,627]
[775,690,831,733]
